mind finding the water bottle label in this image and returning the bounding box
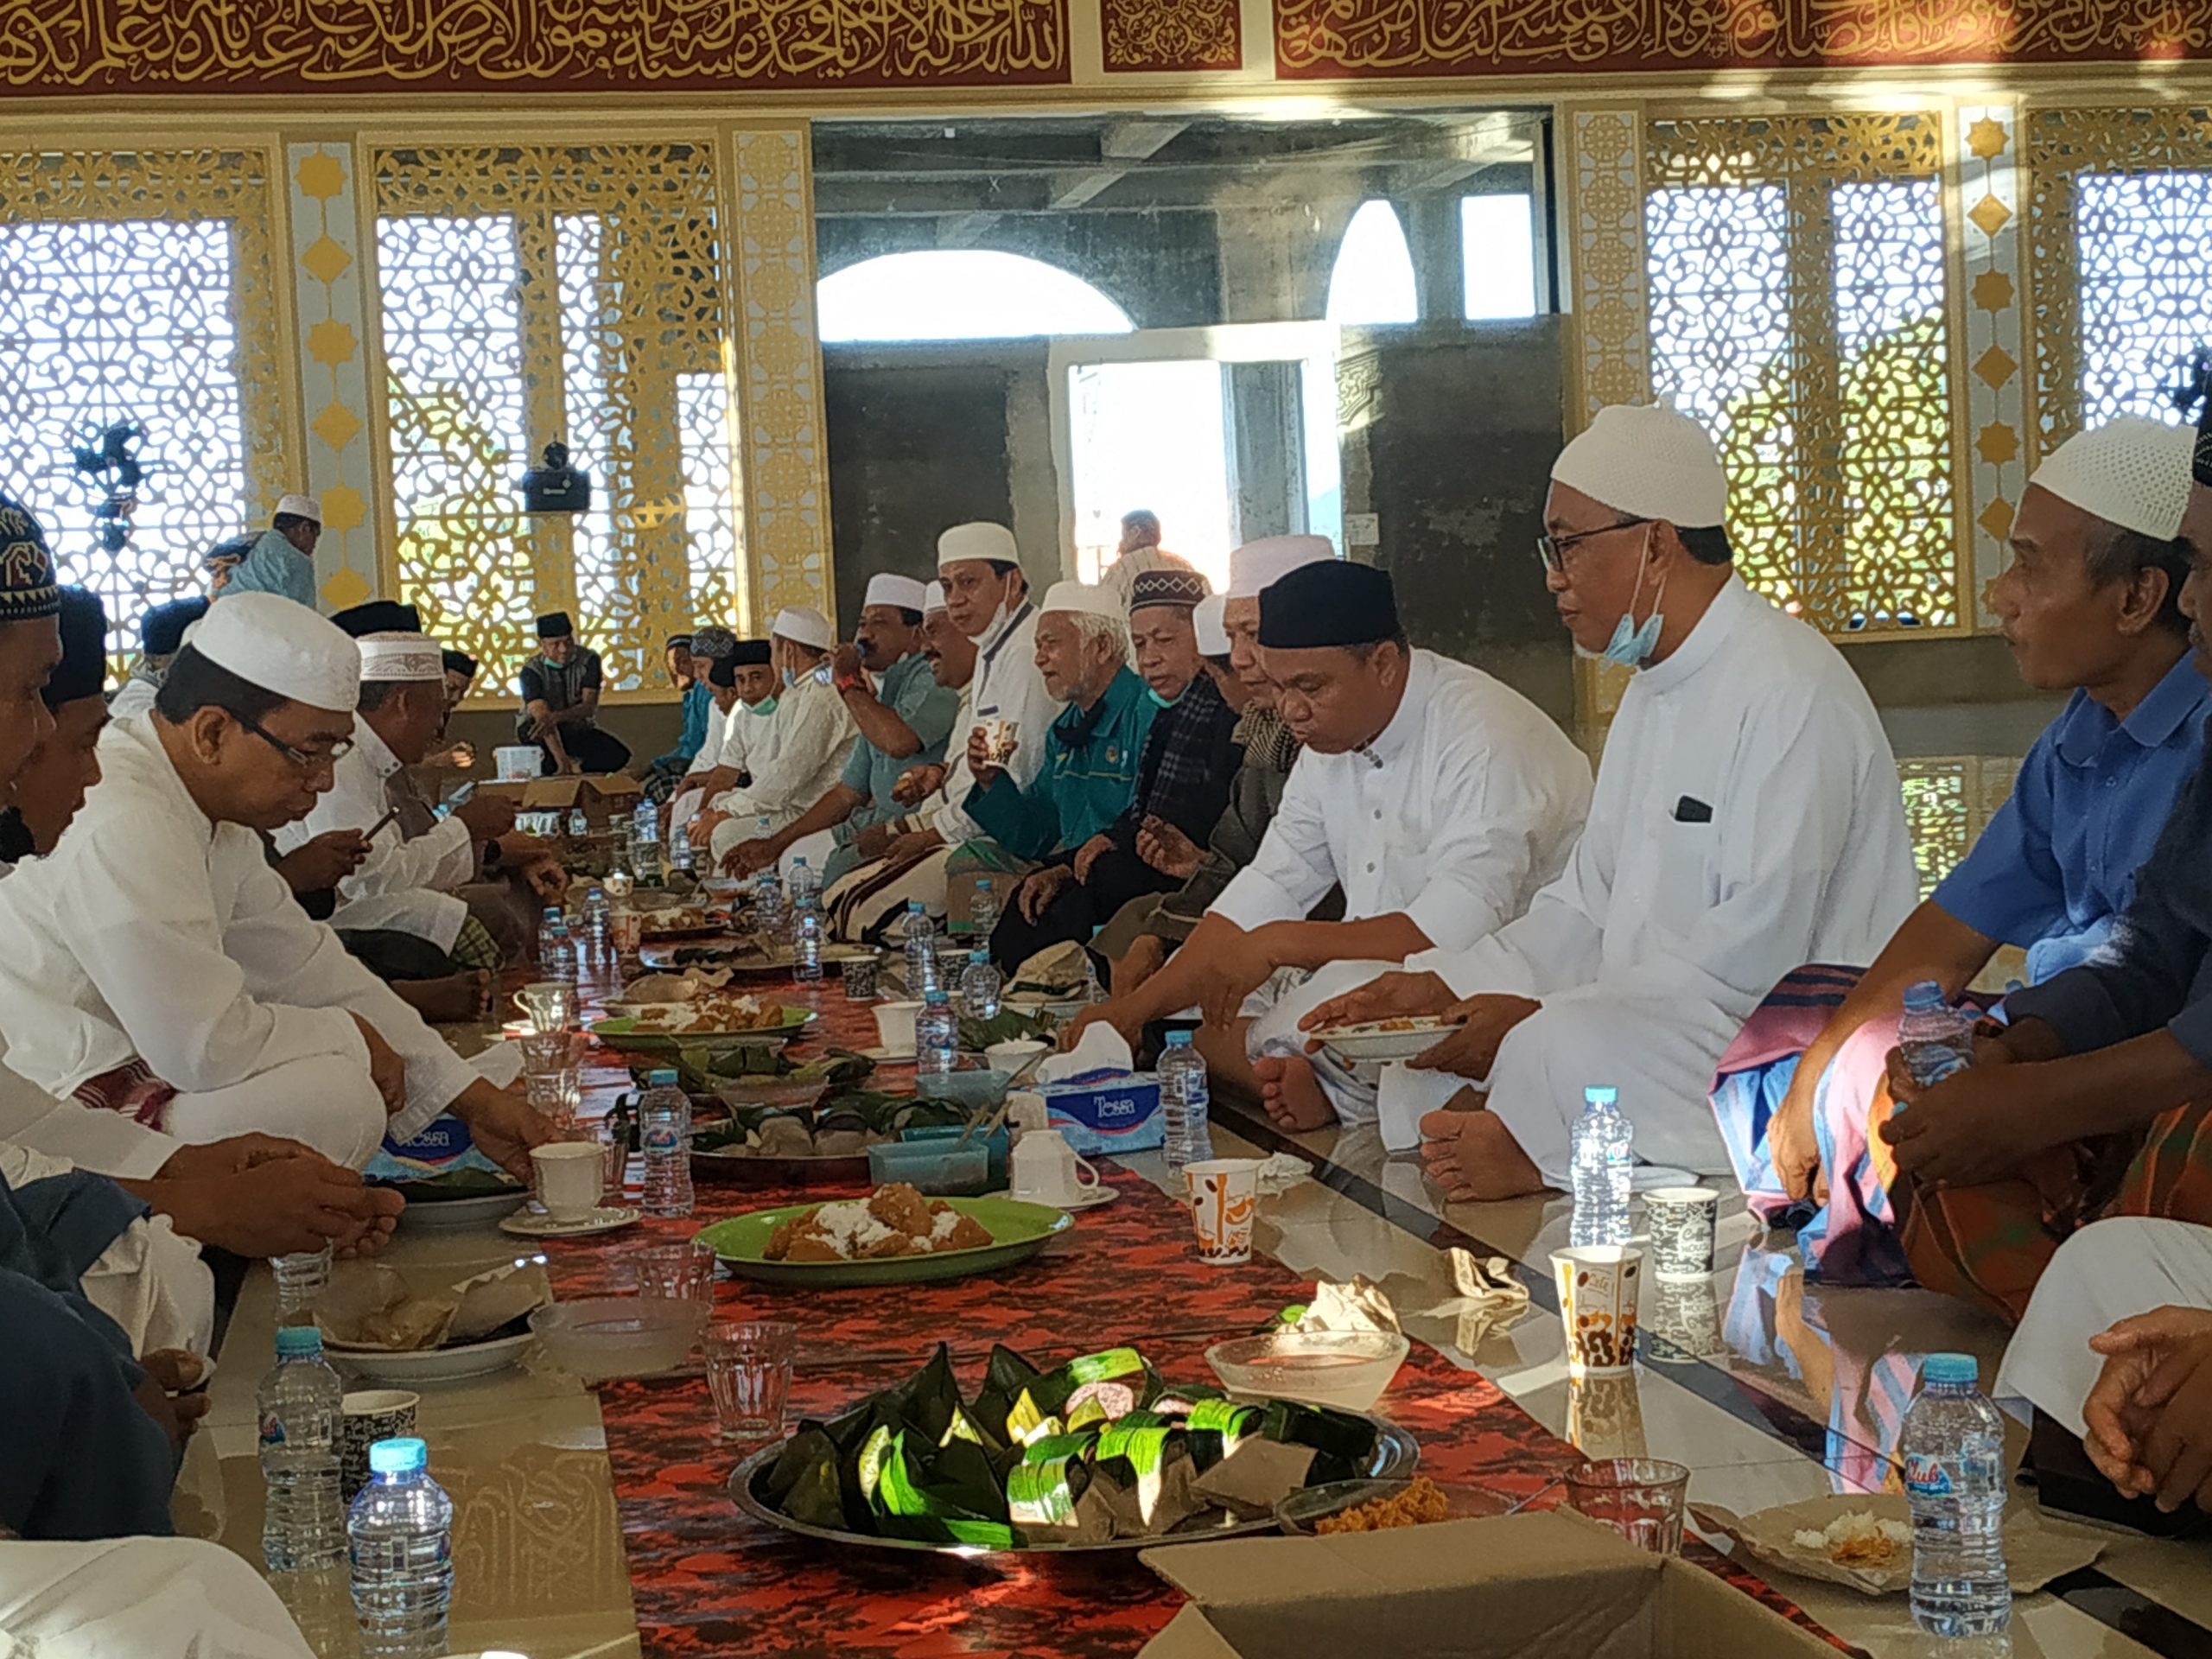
[258,1412,286,1449]
[642,1124,681,1155]
[1904,1452,1954,1497]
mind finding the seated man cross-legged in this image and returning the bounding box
[1306,404,1917,1197]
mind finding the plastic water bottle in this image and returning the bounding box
[638,1068,694,1217]
[580,886,610,957]
[960,949,1001,1020]
[566,805,588,838]
[671,825,696,877]
[793,895,824,982]
[786,855,820,912]
[347,1436,454,1659]
[271,1243,333,1323]
[752,865,786,938]
[915,989,957,1077]
[1904,1353,2012,1637]
[904,900,940,997]
[969,877,1000,944]
[538,912,576,984]
[258,1325,346,1572]
[1899,980,1975,1089]
[632,798,663,884]
[1568,1085,1635,1248]
[1159,1030,1214,1168]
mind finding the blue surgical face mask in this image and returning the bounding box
[1145,685,1179,710]
[779,666,797,689]
[1601,527,1668,670]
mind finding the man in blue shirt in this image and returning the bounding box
[716,575,960,884]
[641,633,710,800]
[1711,415,2205,1285]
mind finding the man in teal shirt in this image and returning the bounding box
[965,581,1156,969]
[719,575,960,883]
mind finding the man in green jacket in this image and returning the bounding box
[964,580,1156,970]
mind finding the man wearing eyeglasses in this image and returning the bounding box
[1303,404,1916,1202]
[0,593,550,1179]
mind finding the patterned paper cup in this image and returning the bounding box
[1642,1186,1719,1281]
[1550,1245,1643,1378]
[340,1389,418,1502]
[1184,1159,1262,1267]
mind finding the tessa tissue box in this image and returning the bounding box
[1041,1072,1163,1155]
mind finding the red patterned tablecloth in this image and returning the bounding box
[539,966,1848,1657]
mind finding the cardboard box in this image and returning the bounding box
[1138,1510,1836,1659]
[1042,1072,1163,1155]
[476,772,641,828]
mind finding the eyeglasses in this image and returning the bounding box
[234,712,353,771]
[1535,518,1651,574]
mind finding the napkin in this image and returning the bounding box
[1035,1020,1133,1084]
[1254,1153,1310,1196]
[1294,1274,1402,1336]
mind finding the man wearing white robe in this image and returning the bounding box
[671,638,779,845]
[1306,405,1917,1198]
[0,594,549,1175]
[703,607,859,857]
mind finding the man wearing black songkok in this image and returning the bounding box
[518,611,630,775]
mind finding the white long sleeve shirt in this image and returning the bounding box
[714,696,779,780]
[1414,574,1918,1019]
[709,673,858,833]
[272,717,475,950]
[1211,649,1593,950]
[928,600,1055,847]
[0,719,476,1166]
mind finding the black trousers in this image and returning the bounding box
[533,721,632,775]
[988,848,1179,975]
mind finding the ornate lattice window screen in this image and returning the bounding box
[2027,107,2212,454]
[1645,114,1962,637]
[372,142,745,700]
[0,148,289,664]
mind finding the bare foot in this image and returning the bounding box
[1252,1052,1338,1132]
[1417,1109,1550,1201]
[394,969,493,1025]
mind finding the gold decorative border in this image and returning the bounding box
[1100,0,1242,73]
[284,140,378,611]
[1954,105,2024,629]
[728,126,836,627]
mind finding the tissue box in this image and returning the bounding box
[1041,1072,1163,1155]
[365,1114,507,1185]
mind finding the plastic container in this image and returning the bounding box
[1158,1030,1213,1169]
[867,1139,990,1196]
[259,1325,346,1572]
[1205,1330,1411,1413]
[529,1296,706,1381]
[958,949,1001,1020]
[638,1069,695,1217]
[903,900,940,996]
[346,1436,454,1658]
[1899,980,1974,1090]
[1905,1352,2011,1637]
[1568,1084,1633,1249]
[899,1120,1012,1187]
[915,989,957,1077]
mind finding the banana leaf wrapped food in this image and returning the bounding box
[756,1342,1390,1547]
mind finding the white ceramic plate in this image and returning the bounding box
[853,1046,917,1064]
[323,1330,533,1386]
[987,1184,1118,1212]
[395,1189,530,1230]
[499,1204,644,1239]
[1309,1016,1462,1064]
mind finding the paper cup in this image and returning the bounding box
[1567,1370,1648,1460]
[494,745,539,781]
[531,1141,603,1224]
[1185,1159,1262,1266]
[1642,1186,1719,1281]
[1550,1245,1643,1378]
[340,1389,419,1500]
[871,1000,922,1054]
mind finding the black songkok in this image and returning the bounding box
[442,648,479,679]
[46,587,107,708]
[140,596,208,656]
[727,638,772,667]
[330,599,423,639]
[536,611,575,640]
[1257,560,1400,650]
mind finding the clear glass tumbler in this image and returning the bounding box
[706,1319,797,1441]
[1563,1457,1690,1554]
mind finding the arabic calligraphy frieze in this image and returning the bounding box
[0,0,1069,93]
[1274,0,2212,79]
[1101,0,1241,72]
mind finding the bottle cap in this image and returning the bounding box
[1583,1085,1618,1108]
[648,1068,679,1086]
[275,1325,324,1359]
[908,899,925,912]
[969,950,988,963]
[1166,1029,1193,1046]
[1923,1352,1979,1386]
[792,857,807,868]
[925,989,949,1005]
[368,1436,428,1477]
[978,878,992,891]
[1902,979,1948,1011]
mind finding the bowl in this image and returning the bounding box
[872,1001,923,1052]
[984,1039,1050,1074]
[529,1296,706,1382]
[1205,1330,1411,1413]
[1274,1478,1544,1535]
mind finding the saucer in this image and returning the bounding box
[499,1205,644,1238]
[854,1046,917,1064]
[991,1185,1118,1212]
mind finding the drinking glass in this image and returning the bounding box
[524,1065,582,1124]
[629,1240,717,1306]
[1563,1457,1690,1554]
[598,1119,631,1203]
[706,1320,796,1441]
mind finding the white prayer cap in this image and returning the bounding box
[923,580,947,613]
[862,573,930,613]
[2027,415,2196,540]
[1193,593,1229,657]
[1227,534,1333,600]
[274,493,321,524]
[1551,404,1728,527]
[771,604,833,651]
[357,633,444,683]
[190,592,360,713]
[1038,580,1123,621]
[938,521,1019,570]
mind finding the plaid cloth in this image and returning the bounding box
[1109,671,1240,850]
[449,914,503,973]
[71,1059,175,1128]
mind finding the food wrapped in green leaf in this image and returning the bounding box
[868,1427,1015,1548]
[958,1007,1052,1052]
[1255,1399,1380,1485]
[1093,1420,1204,1537]
[1007,1429,1109,1543]
[1031,1346,1153,1421]
[760,1427,846,1529]
[971,1344,1044,1448]
[1180,1397,1261,1471]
